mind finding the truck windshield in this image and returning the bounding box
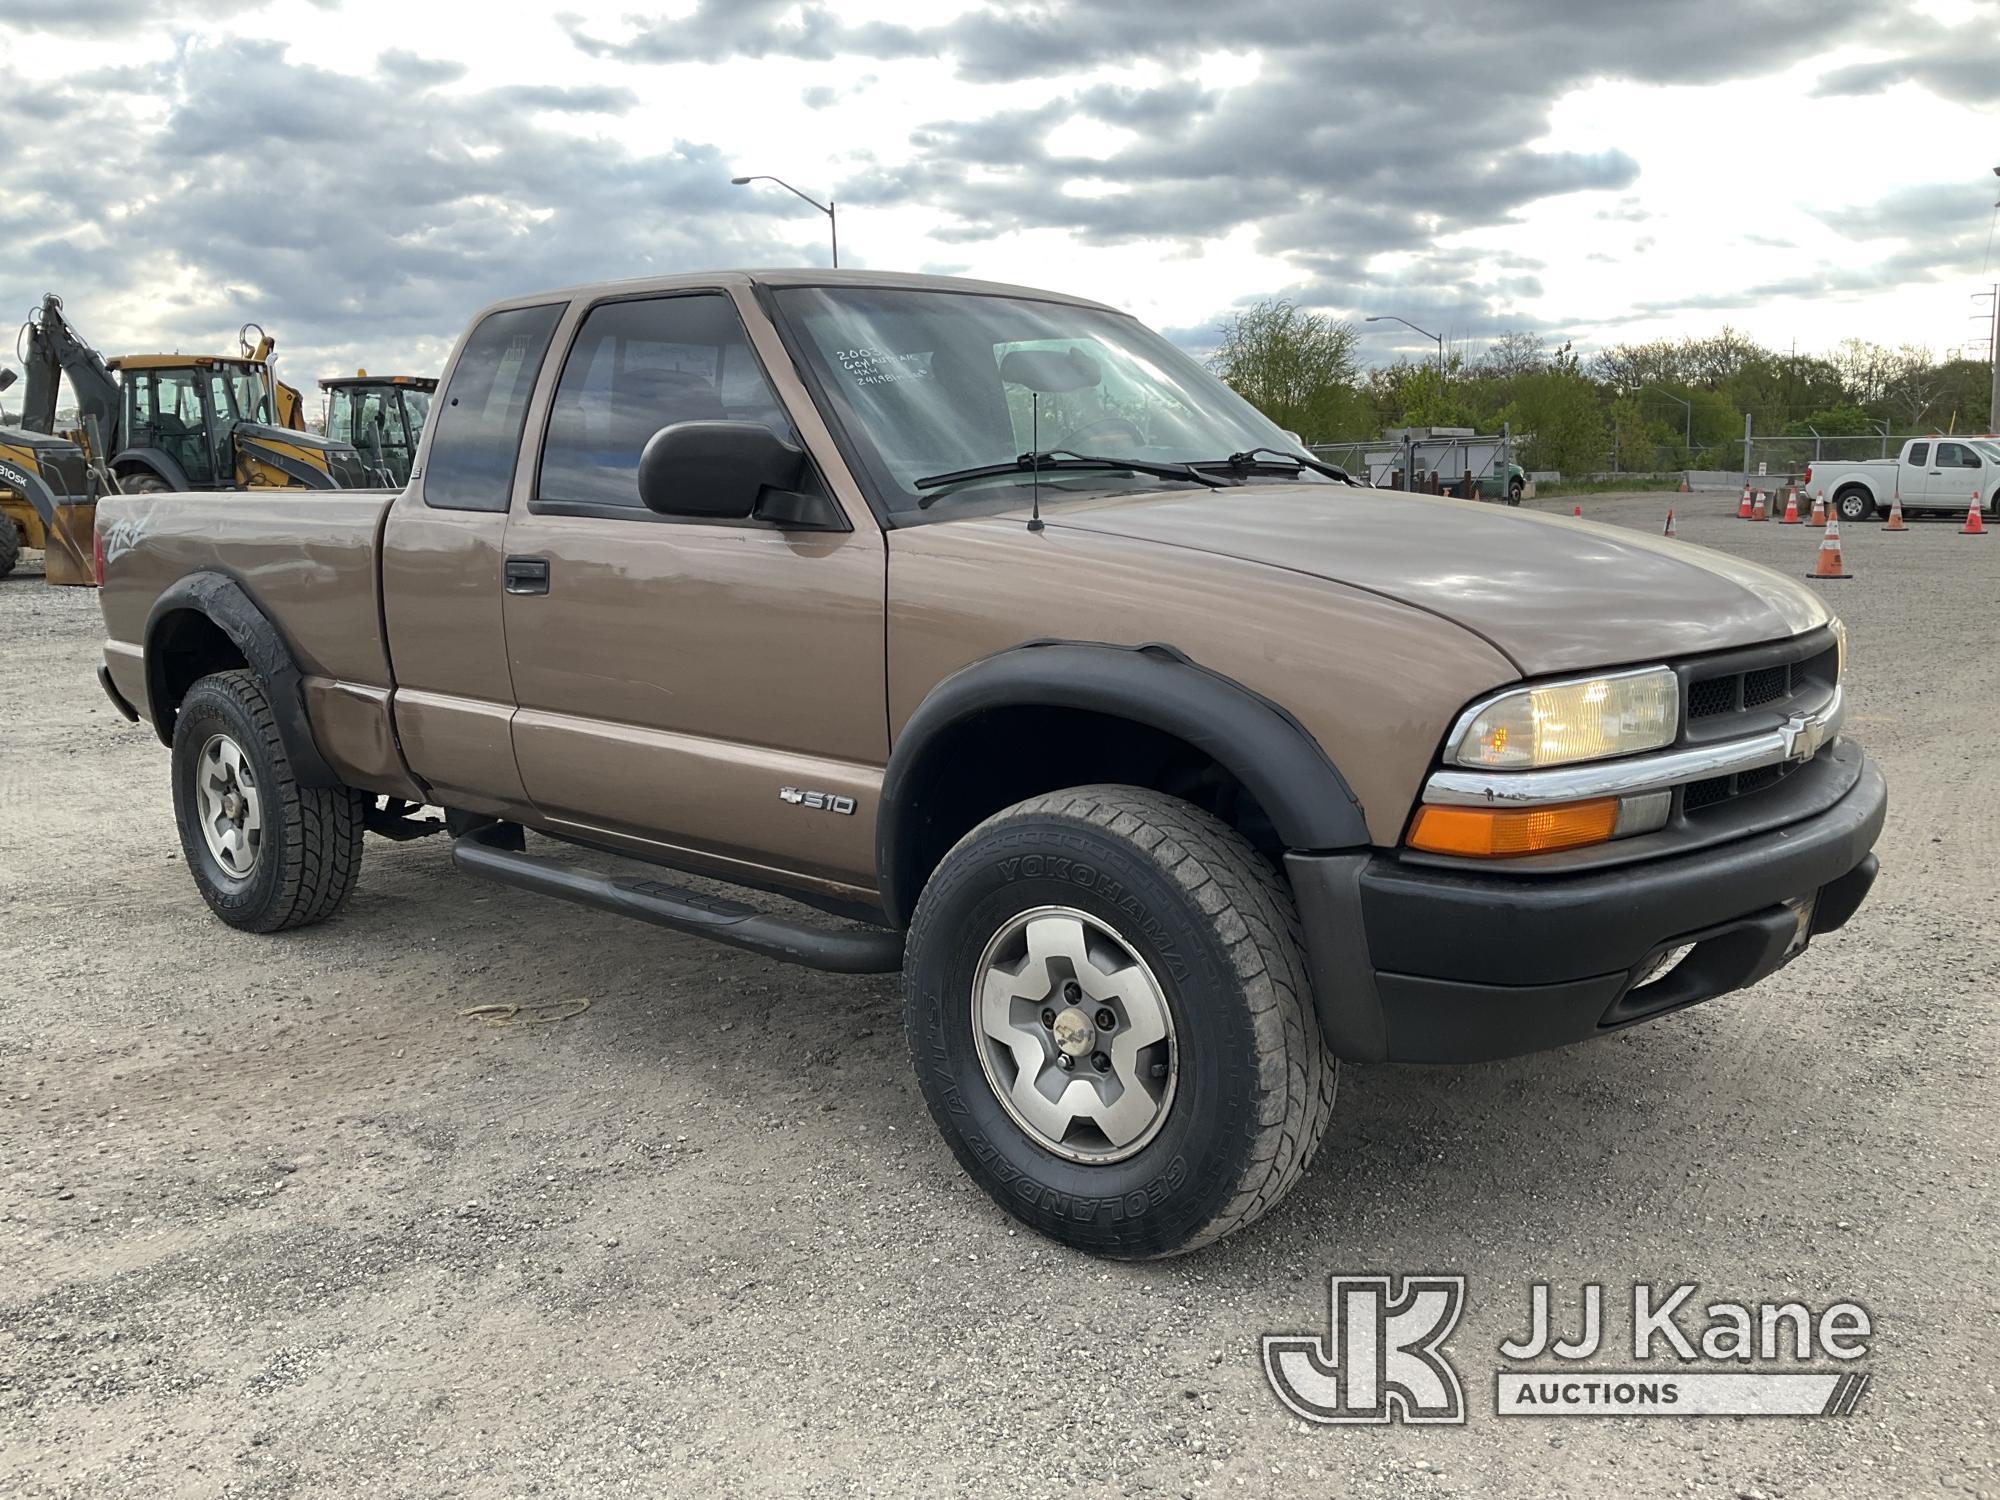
[772,286,1329,518]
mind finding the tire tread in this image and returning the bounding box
[176,669,364,932]
[918,783,1337,1257]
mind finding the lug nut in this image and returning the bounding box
[1091,1052,1111,1073]
[1056,1054,1075,1072]
[1095,1008,1115,1031]
[1041,1008,1056,1028]
[1063,981,1082,1003]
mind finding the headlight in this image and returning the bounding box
[1447,666,1680,769]
[1830,616,1847,681]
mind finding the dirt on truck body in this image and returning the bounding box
[92,268,1887,1257]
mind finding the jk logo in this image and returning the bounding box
[1263,1275,1467,1425]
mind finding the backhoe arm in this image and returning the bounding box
[21,295,121,450]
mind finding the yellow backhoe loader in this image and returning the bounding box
[16,294,381,499]
[0,367,105,585]
[321,372,437,486]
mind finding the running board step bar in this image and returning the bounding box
[451,824,904,974]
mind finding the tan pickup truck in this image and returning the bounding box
[94,270,1886,1257]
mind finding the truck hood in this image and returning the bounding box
[1048,486,1830,675]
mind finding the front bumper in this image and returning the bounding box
[1288,752,1887,1064]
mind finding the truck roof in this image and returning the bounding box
[107,354,267,372]
[318,375,438,390]
[465,267,1126,322]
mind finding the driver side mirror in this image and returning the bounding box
[636,420,831,525]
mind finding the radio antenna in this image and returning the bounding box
[1027,391,1045,533]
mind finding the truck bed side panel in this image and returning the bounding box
[98,491,407,791]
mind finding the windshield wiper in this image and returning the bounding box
[1193,446,1360,485]
[914,451,1236,508]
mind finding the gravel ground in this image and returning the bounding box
[1,493,1994,1498]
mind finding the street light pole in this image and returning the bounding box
[1638,385,1692,455]
[1365,314,1445,375]
[731,174,839,267]
[1990,167,1999,432]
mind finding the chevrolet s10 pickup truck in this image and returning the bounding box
[94,270,1886,1257]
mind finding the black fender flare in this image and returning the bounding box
[113,447,192,492]
[876,641,1369,925]
[142,571,338,787]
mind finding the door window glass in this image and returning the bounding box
[1937,441,1978,468]
[149,369,212,485]
[327,390,355,445]
[423,303,563,511]
[1907,443,1929,466]
[538,294,795,513]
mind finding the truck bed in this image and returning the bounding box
[98,489,404,786]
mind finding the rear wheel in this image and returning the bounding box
[0,514,19,578]
[903,785,1337,1258]
[1835,487,1875,524]
[171,669,365,931]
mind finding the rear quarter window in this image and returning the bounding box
[422,303,563,511]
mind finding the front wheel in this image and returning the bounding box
[0,514,19,578]
[1507,479,1524,505]
[1835,488,1875,524]
[171,669,366,931]
[903,785,1337,1258]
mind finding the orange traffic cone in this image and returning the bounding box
[1779,488,1801,524]
[1809,491,1827,526]
[1882,493,1907,532]
[1807,517,1852,580]
[1678,475,1691,494]
[1663,508,1677,538]
[1751,491,1768,522]
[1737,485,1753,519]
[1963,492,1988,535]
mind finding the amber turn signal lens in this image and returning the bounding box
[1408,798,1621,857]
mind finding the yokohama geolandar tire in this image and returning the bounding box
[171,669,365,932]
[904,785,1338,1258]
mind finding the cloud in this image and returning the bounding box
[3,0,283,33]
[1810,8,2000,104]
[562,2,931,66]
[3,0,1991,386]
[573,0,1892,338]
[0,37,806,384]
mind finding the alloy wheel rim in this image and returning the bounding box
[195,732,263,880]
[970,905,1178,1164]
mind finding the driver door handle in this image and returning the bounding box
[504,556,550,595]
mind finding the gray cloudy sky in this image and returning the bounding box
[2,0,1995,392]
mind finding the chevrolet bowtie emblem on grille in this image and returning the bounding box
[779,786,857,815]
[1778,711,1827,763]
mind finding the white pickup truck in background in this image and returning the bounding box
[1805,437,2000,523]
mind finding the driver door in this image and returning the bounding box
[205,370,242,486]
[1932,440,1982,510]
[499,289,887,903]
